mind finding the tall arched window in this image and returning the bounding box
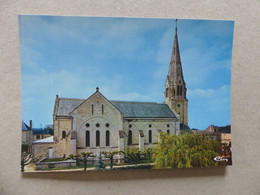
[62,131,66,139]
[102,104,104,114]
[86,131,90,147]
[167,130,170,134]
[128,130,132,145]
[106,130,110,146]
[96,130,100,147]
[92,104,94,115]
[177,86,179,96]
[149,130,152,143]
[180,86,182,96]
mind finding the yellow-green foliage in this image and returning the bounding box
[153,132,222,169]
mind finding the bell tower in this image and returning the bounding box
[165,20,188,125]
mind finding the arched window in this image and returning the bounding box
[86,131,90,147]
[102,104,104,114]
[128,130,132,145]
[149,130,152,143]
[180,86,182,96]
[106,130,110,146]
[177,86,179,96]
[167,130,170,134]
[96,130,100,147]
[165,88,168,97]
[62,131,66,139]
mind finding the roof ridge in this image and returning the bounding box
[111,100,159,104]
[59,97,85,101]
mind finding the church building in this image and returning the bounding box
[51,24,188,158]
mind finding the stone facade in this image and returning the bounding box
[32,142,53,159]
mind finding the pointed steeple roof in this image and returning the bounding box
[168,20,184,83]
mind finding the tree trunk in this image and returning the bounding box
[110,157,113,169]
[84,159,87,171]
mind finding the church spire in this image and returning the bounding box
[165,19,188,125]
[168,19,183,83]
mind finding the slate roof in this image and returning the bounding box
[218,125,231,133]
[22,121,29,131]
[55,98,176,118]
[56,98,83,116]
[111,101,176,118]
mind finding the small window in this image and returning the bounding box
[36,135,40,139]
[149,124,152,128]
[167,130,170,134]
[96,130,100,147]
[85,123,90,128]
[149,130,152,143]
[128,130,132,145]
[167,124,170,128]
[102,104,104,114]
[62,131,66,139]
[106,130,110,146]
[180,86,182,96]
[96,123,100,127]
[106,123,110,127]
[92,104,94,115]
[86,131,90,147]
[128,124,132,128]
[177,86,179,96]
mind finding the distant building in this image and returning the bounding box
[205,125,231,145]
[22,120,53,154]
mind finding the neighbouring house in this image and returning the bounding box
[22,120,53,154]
[32,136,54,159]
[21,120,33,153]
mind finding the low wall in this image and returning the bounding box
[35,160,76,170]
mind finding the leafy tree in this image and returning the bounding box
[102,151,123,169]
[68,152,96,171]
[125,148,142,164]
[94,152,106,170]
[153,132,223,169]
[144,147,154,161]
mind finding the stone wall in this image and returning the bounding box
[123,119,177,150]
[32,143,53,160]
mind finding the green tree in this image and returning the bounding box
[68,152,96,171]
[125,148,142,165]
[153,132,223,169]
[144,147,154,161]
[102,151,123,169]
[94,152,106,170]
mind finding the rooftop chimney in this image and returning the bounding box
[29,120,32,130]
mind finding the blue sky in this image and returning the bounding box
[19,15,234,130]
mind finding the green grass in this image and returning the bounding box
[42,158,66,162]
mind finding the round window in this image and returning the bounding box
[106,123,110,127]
[85,123,90,128]
[96,123,100,127]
